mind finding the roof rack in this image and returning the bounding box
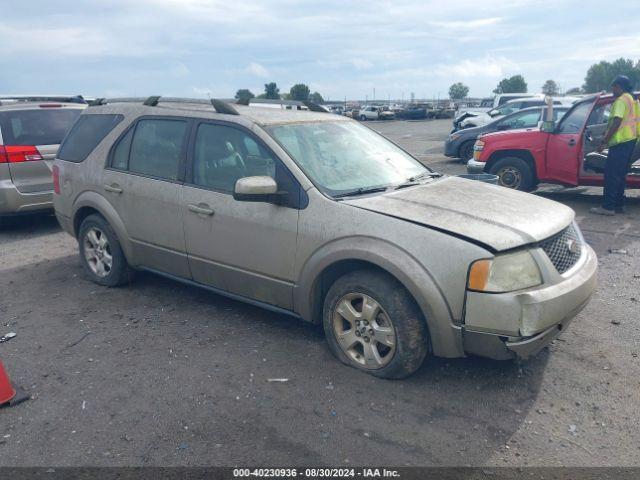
[89,96,240,115]
[0,95,87,106]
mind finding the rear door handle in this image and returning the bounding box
[568,139,576,147]
[103,184,123,194]
[188,203,215,216]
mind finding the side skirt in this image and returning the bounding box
[139,266,303,321]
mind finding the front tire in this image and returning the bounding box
[360,115,366,121]
[323,270,429,379]
[78,214,133,287]
[459,140,475,162]
[489,156,536,191]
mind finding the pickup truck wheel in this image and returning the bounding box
[489,157,535,191]
[459,140,475,162]
[78,214,133,287]
[323,270,429,379]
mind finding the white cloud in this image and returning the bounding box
[246,62,270,78]
[351,59,373,70]
[170,63,190,78]
[428,17,502,29]
[434,56,518,78]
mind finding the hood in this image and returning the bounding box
[343,177,574,251]
[480,127,539,141]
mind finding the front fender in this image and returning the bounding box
[72,191,135,265]
[294,236,464,358]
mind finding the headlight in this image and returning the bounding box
[473,140,485,151]
[449,132,462,141]
[468,250,542,293]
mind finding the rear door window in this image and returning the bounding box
[127,119,188,181]
[0,108,81,146]
[57,113,123,162]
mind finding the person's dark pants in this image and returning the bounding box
[602,139,637,211]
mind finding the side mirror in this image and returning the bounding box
[233,176,287,204]
[540,121,555,133]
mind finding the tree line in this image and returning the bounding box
[448,57,640,100]
[235,83,324,104]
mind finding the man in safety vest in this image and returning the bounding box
[591,75,638,215]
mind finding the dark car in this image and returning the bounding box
[444,106,569,162]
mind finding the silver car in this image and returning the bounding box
[0,98,85,219]
[53,97,597,378]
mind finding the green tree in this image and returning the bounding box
[234,89,255,103]
[310,91,324,104]
[565,87,583,95]
[583,58,640,93]
[493,75,528,94]
[289,83,311,102]
[263,82,280,99]
[541,80,559,96]
[448,82,469,100]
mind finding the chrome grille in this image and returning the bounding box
[539,224,582,274]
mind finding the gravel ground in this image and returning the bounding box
[1,119,639,467]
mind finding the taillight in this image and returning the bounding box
[52,165,61,194]
[0,146,7,163]
[1,145,43,163]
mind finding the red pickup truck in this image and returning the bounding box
[467,92,640,191]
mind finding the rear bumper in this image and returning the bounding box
[466,159,486,174]
[462,244,598,360]
[0,179,53,216]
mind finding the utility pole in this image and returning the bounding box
[373,88,376,102]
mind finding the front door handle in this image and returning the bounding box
[188,203,215,216]
[103,184,123,194]
[568,139,576,147]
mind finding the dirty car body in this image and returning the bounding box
[53,98,597,378]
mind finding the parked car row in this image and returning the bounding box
[1,94,599,379]
[467,91,640,191]
[453,95,579,131]
[445,105,571,162]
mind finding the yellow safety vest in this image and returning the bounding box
[608,92,638,146]
[636,97,640,137]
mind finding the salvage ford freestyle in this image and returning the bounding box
[53,97,597,378]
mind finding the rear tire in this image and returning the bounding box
[489,156,536,191]
[323,270,429,379]
[459,140,475,162]
[360,115,366,121]
[78,214,133,287]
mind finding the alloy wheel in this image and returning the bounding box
[83,227,113,278]
[332,293,397,369]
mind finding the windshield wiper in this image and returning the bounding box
[333,186,389,199]
[407,171,442,182]
[394,171,442,189]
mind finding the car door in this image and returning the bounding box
[102,116,191,278]
[182,121,300,309]
[545,101,595,185]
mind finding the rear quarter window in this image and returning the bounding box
[0,108,81,146]
[57,113,124,162]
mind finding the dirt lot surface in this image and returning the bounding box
[1,119,639,467]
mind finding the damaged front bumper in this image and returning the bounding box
[462,243,598,360]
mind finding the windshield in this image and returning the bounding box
[266,121,429,195]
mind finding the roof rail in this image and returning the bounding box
[0,95,87,104]
[88,96,240,115]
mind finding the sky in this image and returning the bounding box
[1,0,639,101]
